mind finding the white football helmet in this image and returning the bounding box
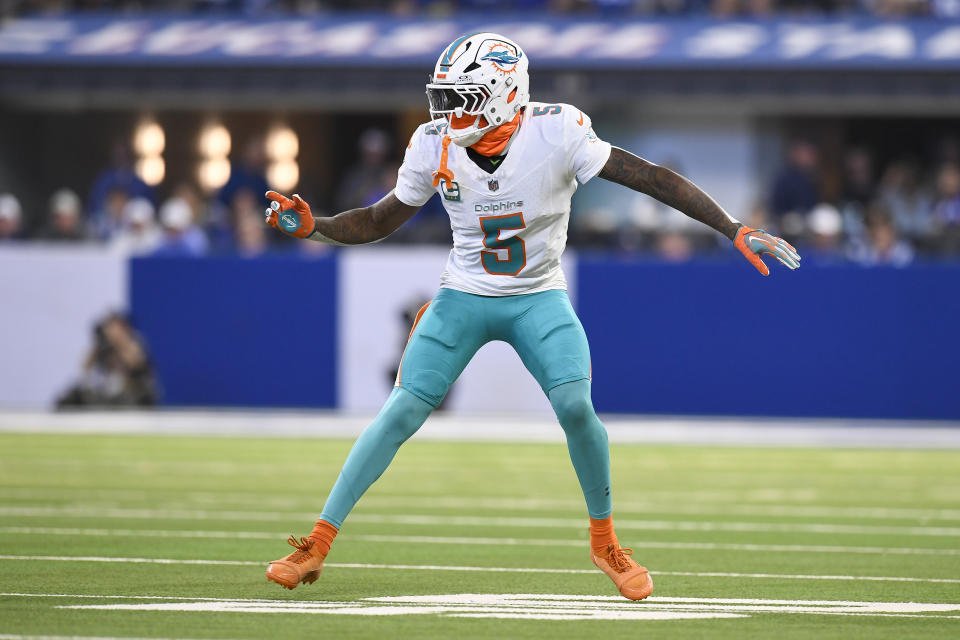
[425,32,530,147]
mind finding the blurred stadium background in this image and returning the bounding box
[1,0,959,421]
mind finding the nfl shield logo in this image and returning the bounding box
[488,179,499,192]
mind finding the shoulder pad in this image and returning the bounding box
[405,121,445,163]
[527,103,590,147]
[525,102,562,146]
[558,103,592,134]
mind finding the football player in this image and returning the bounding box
[264,33,800,600]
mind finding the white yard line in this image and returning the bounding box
[356,496,960,521]
[0,506,314,522]
[346,513,960,537]
[3,409,960,448]
[347,533,960,557]
[4,526,956,557]
[34,593,960,621]
[4,592,958,608]
[0,556,957,584]
[4,488,959,521]
[0,527,276,540]
[3,506,959,537]
[0,555,260,566]
[0,635,233,640]
[0,593,281,603]
[4,593,959,622]
[654,571,960,583]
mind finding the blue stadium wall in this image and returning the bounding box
[577,257,957,420]
[129,254,337,408]
[128,253,959,419]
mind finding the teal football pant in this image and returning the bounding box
[319,288,613,527]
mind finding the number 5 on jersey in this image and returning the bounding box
[480,213,526,276]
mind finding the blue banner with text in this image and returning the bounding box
[1,15,958,69]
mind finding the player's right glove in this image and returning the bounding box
[265,190,315,239]
[733,224,801,276]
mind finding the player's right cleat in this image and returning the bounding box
[590,543,654,601]
[266,535,326,590]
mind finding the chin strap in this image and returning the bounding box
[431,135,455,190]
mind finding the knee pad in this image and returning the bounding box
[549,381,597,431]
[376,387,435,443]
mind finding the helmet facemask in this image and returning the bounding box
[426,78,497,147]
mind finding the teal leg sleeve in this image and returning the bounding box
[548,379,612,519]
[319,387,433,528]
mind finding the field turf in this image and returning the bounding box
[0,430,958,639]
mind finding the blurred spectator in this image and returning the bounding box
[174,182,209,228]
[90,186,132,241]
[224,187,271,255]
[152,197,209,257]
[848,202,914,267]
[656,230,695,262]
[235,208,269,256]
[56,312,157,408]
[770,140,819,236]
[711,0,777,16]
[804,203,846,265]
[218,137,269,209]
[933,162,960,253]
[742,200,772,232]
[88,140,152,225]
[932,0,960,17]
[109,197,163,256]
[877,159,933,240]
[0,193,23,241]
[933,162,960,226]
[841,148,875,211]
[337,129,391,211]
[569,206,620,248]
[218,187,254,252]
[39,189,86,242]
[868,0,929,16]
[838,148,876,240]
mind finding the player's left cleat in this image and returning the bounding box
[590,543,654,601]
[266,535,326,590]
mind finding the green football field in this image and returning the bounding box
[0,430,958,639]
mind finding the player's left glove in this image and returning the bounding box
[733,224,801,276]
[265,190,315,239]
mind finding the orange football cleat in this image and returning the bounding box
[266,535,326,590]
[590,543,654,601]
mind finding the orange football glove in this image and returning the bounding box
[265,190,315,239]
[733,224,801,276]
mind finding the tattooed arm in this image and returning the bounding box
[309,191,420,245]
[597,146,740,240]
[265,190,419,245]
[596,147,801,275]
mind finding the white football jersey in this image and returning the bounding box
[394,102,612,296]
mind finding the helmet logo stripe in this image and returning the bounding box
[439,32,480,71]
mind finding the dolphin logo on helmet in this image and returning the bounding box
[480,48,522,74]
